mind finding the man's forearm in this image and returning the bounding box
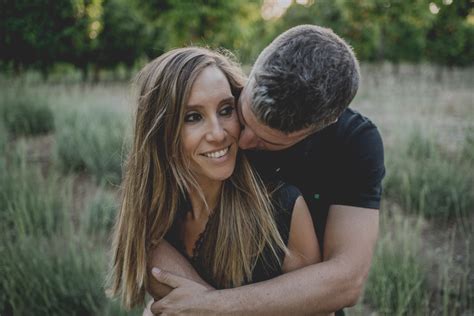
[205,206,378,315]
[206,258,361,315]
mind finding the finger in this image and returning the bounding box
[150,298,165,315]
[142,300,154,316]
[151,268,187,289]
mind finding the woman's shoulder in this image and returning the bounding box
[271,182,302,215]
[269,182,302,243]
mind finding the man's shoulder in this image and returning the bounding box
[305,108,381,150]
[331,108,378,141]
[338,107,374,126]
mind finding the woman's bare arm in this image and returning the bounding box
[146,240,213,300]
[282,195,321,273]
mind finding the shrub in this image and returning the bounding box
[436,237,473,315]
[0,120,7,153]
[0,94,54,136]
[81,188,119,236]
[462,127,474,162]
[0,236,106,316]
[54,107,128,184]
[0,144,139,316]
[365,212,429,314]
[384,129,474,218]
[0,143,71,239]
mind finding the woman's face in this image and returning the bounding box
[181,65,240,184]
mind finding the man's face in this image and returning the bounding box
[237,81,315,151]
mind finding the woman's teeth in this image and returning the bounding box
[204,147,229,158]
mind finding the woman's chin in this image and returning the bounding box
[210,166,235,182]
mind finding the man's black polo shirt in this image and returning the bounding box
[246,108,385,251]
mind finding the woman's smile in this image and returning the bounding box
[201,145,231,159]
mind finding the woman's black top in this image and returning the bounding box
[165,183,301,288]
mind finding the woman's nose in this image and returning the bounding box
[205,119,226,142]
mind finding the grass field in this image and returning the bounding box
[1,63,473,315]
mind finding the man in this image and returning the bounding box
[148,24,385,315]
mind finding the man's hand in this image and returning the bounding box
[147,241,212,300]
[150,268,218,315]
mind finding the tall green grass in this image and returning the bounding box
[436,234,473,315]
[0,235,142,316]
[80,187,119,238]
[463,127,474,163]
[1,237,105,315]
[0,93,54,136]
[384,129,474,219]
[0,143,139,315]
[0,143,71,239]
[0,120,7,153]
[54,107,128,184]
[365,211,429,315]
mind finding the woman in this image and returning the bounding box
[107,47,320,310]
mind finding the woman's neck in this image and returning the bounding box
[187,178,222,220]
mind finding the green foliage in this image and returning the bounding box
[425,0,474,66]
[462,127,474,162]
[370,0,433,63]
[365,213,429,315]
[0,0,78,74]
[135,0,262,62]
[384,129,474,218]
[2,0,473,74]
[0,141,138,316]
[0,237,105,316]
[93,0,150,69]
[0,94,54,136]
[0,236,141,315]
[81,188,118,236]
[0,144,70,239]
[437,236,473,315]
[54,107,127,184]
[0,119,7,153]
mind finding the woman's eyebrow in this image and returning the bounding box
[187,96,235,108]
[219,96,235,105]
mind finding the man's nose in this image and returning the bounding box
[238,127,258,149]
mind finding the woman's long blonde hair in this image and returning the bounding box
[107,47,287,309]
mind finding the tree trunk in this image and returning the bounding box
[92,64,100,83]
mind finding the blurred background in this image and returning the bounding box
[0,0,473,315]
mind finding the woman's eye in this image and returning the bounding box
[184,112,202,123]
[219,106,235,117]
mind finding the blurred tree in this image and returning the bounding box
[271,0,433,64]
[63,0,105,81]
[1,0,473,78]
[425,0,474,67]
[268,1,344,44]
[0,0,107,79]
[337,0,380,61]
[0,0,78,77]
[90,0,151,80]
[133,0,261,63]
[370,0,433,64]
[262,1,351,59]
